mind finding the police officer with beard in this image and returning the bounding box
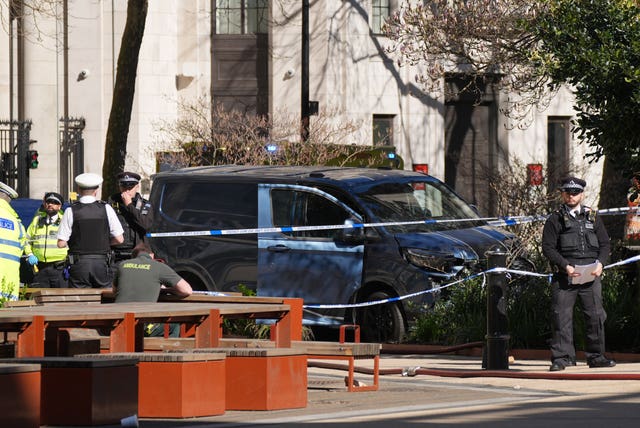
[108,172,153,262]
[542,176,615,371]
[25,192,69,288]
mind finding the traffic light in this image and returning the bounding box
[28,150,39,169]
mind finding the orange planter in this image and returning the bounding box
[135,353,226,417]
[0,364,41,428]
[6,357,138,426]
[199,348,307,411]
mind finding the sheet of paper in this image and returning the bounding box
[570,262,599,285]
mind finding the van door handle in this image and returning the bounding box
[267,245,290,252]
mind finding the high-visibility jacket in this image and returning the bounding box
[0,199,27,301]
[25,209,68,263]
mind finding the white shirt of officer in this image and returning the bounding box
[57,173,124,246]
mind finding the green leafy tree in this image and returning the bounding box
[531,0,640,224]
[385,0,640,217]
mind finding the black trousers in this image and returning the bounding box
[68,257,113,288]
[33,263,68,288]
[550,274,606,363]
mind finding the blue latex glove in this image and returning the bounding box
[27,254,39,266]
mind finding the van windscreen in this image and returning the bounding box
[356,180,484,232]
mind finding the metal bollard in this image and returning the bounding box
[484,248,510,370]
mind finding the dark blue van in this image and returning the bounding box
[148,166,527,342]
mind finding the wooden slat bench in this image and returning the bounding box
[2,300,39,308]
[30,288,103,305]
[78,352,227,418]
[0,301,297,357]
[178,347,308,411]
[1,356,138,426]
[0,363,41,428]
[294,340,380,392]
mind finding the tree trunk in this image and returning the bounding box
[598,155,628,241]
[102,0,148,196]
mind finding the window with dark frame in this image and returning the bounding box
[215,0,268,35]
[547,116,572,193]
[371,0,390,34]
[373,114,395,147]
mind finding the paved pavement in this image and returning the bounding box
[111,353,640,428]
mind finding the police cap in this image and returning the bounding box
[0,181,18,199]
[75,173,103,189]
[117,171,141,186]
[558,176,586,192]
[44,192,64,205]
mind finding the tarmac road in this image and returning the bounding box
[117,354,640,428]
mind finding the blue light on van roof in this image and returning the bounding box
[266,144,278,152]
[387,152,396,159]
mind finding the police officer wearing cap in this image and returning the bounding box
[0,181,27,300]
[24,192,69,288]
[107,172,153,262]
[57,173,124,288]
[542,176,615,371]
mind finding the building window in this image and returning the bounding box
[371,0,390,34]
[215,0,268,34]
[373,115,395,146]
[547,117,572,192]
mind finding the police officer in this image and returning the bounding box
[108,171,152,262]
[0,181,27,301]
[57,173,124,288]
[542,176,615,371]
[24,192,69,288]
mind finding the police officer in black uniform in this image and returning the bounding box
[57,173,124,288]
[542,176,615,371]
[108,172,153,262]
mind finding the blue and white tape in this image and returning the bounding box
[147,206,637,239]
[302,255,640,310]
[144,204,639,309]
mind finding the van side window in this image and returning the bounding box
[271,189,350,239]
[161,182,257,229]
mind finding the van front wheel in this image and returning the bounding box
[356,291,405,343]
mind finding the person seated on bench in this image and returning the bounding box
[112,242,193,336]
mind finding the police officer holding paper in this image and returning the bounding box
[57,173,124,288]
[107,171,153,262]
[542,176,615,372]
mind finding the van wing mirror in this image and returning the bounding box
[339,218,365,244]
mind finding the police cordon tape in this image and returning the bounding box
[190,254,640,309]
[303,254,640,309]
[147,206,637,239]
[148,205,640,309]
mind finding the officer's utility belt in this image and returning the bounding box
[114,250,133,261]
[68,253,112,265]
[38,260,67,269]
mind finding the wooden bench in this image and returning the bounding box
[29,288,103,305]
[179,347,307,411]
[0,363,41,428]
[294,340,380,392]
[1,356,138,426]
[2,300,39,308]
[79,352,226,418]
